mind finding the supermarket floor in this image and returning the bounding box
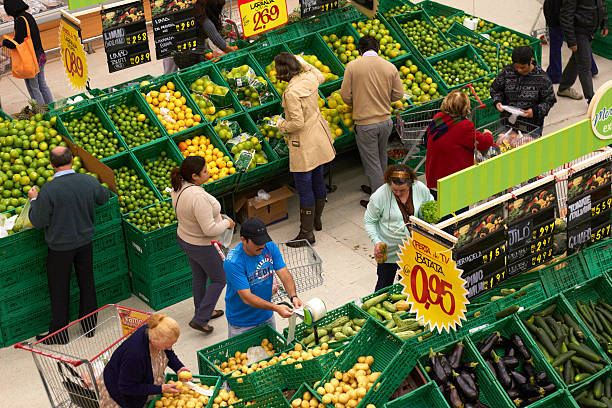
[1,0,612,406]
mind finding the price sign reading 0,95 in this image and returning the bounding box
[238,0,288,37]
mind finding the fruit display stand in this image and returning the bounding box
[132,137,185,200]
[581,239,612,278]
[350,16,412,64]
[446,23,511,74]
[318,22,362,67]
[147,374,222,408]
[482,26,542,64]
[103,74,155,94]
[424,44,491,94]
[0,109,12,121]
[317,86,355,153]
[248,102,290,171]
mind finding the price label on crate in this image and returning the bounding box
[397,229,469,333]
[238,0,288,38]
[58,15,88,90]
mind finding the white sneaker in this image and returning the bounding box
[557,87,584,100]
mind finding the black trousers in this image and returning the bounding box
[47,242,97,334]
[375,263,400,292]
[560,33,595,102]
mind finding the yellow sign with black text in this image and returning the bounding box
[59,16,88,90]
[238,0,288,38]
[397,230,469,333]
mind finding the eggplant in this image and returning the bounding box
[485,360,497,379]
[506,346,516,358]
[448,385,464,408]
[519,383,544,398]
[510,334,532,361]
[502,356,519,369]
[523,362,536,383]
[429,349,447,383]
[449,342,465,370]
[479,332,500,357]
[454,371,478,402]
[507,389,520,399]
[492,351,512,389]
[535,371,548,384]
[459,371,478,396]
[540,383,556,394]
[510,370,527,386]
[439,353,453,378]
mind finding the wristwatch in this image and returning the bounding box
[290,295,298,303]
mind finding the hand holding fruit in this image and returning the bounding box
[374,242,385,259]
[177,367,192,381]
[495,103,504,113]
[522,108,534,118]
[275,304,294,318]
[28,186,38,199]
[161,382,181,393]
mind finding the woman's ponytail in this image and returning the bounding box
[171,167,183,192]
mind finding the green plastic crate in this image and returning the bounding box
[390,10,453,64]
[349,15,412,64]
[318,23,363,67]
[265,23,310,47]
[235,389,291,408]
[286,33,346,94]
[279,344,346,390]
[196,324,290,399]
[92,219,124,256]
[283,302,370,347]
[472,96,499,129]
[319,6,363,27]
[95,272,132,305]
[581,239,612,278]
[147,373,222,408]
[289,383,327,407]
[171,124,239,198]
[104,152,162,213]
[378,0,418,17]
[518,294,611,389]
[122,205,178,263]
[425,44,491,93]
[418,0,462,18]
[540,253,590,296]
[57,102,129,161]
[132,138,185,199]
[446,23,506,71]
[94,193,122,229]
[0,249,47,296]
[484,26,542,64]
[568,368,611,404]
[531,390,580,408]
[104,74,154,94]
[132,269,193,310]
[138,75,207,139]
[0,302,54,347]
[248,101,289,170]
[215,53,281,112]
[0,110,12,120]
[47,92,99,116]
[563,275,612,314]
[0,226,46,264]
[99,89,167,150]
[468,315,566,393]
[128,245,189,282]
[251,43,293,79]
[418,337,513,408]
[176,62,244,115]
[384,382,448,408]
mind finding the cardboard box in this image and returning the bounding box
[235,186,294,225]
[62,135,118,194]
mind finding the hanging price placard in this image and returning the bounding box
[397,228,469,333]
[237,0,288,38]
[58,14,88,90]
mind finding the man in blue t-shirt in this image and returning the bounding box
[224,218,304,337]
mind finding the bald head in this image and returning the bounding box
[49,146,73,169]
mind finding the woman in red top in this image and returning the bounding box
[425,91,494,200]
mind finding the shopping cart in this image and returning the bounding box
[212,239,323,303]
[474,117,542,163]
[15,304,151,408]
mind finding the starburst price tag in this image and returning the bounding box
[238,0,288,38]
[397,229,469,333]
[58,14,88,90]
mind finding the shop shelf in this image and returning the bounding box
[176,63,244,115]
[248,102,289,171]
[132,138,185,200]
[47,91,99,116]
[418,0,463,18]
[57,102,128,161]
[138,75,207,139]
[390,10,453,64]
[196,324,290,399]
[417,337,513,408]
[147,374,221,408]
[172,124,239,198]
[131,269,193,310]
[581,238,612,278]
[384,382,448,408]
[103,152,162,213]
[539,252,590,296]
[214,53,281,112]
[425,44,491,93]
[484,26,542,64]
[98,89,167,150]
[0,249,47,295]
[128,244,190,282]
[518,294,611,389]
[378,0,418,18]
[318,86,355,153]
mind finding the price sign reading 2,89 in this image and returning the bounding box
[397,228,469,333]
[238,0,288,38]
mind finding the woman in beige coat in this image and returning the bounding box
[275,52,335,245]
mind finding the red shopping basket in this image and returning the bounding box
[15,304,151,408]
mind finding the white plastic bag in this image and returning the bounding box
[253,189,271,203]
[218,215,234,248]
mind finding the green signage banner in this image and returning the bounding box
[437,119,610,216]
[68,0,105,11]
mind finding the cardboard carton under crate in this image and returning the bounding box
[235,186,293,225]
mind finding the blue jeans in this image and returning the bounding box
[546,26,597,84]
[227,315,276,338]
[25,63,53,105]
[292,164,326,207]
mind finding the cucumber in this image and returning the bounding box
[382,301,397,313]
[571,356,599,374]
[318,335,330,344]
[500,288,516,296]
[496,305,519,319]
[362,293,389,311]
[302,328,328,345]
[595,380,605,399]
[567,343,601,363]
[352,318,367,327]
[323,316,350,331]
[373,306,392,321]
[551,350,575,367]
[389,294,407,302]
[534,304,557,317]
[580,398,606,408]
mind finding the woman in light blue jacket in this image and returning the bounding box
[364,164,434,291]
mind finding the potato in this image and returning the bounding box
[291,400,302,408]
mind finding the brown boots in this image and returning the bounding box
[314,198,325,231]
[287,206,316,247]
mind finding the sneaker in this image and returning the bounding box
[557,87,584,100]
[360,185,372,195]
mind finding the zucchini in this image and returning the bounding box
[367,307,381,320]
[395,330,417,339]
[362,293,389,311]
[551,350,575,367]
[496,305,519,319]
[595,380,605,399]
[323,316,350,331]
[385,319,396,330]
[580,398,606,408]
[302,328,328,345]
[352,318,367,327]
[382,300,397,313]
[534,304,557,317]
[372,306,392,321]
[389,294,407,302]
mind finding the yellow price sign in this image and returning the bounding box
[238,0,288,38]
[58,16,88,90]
[397,229,469,333]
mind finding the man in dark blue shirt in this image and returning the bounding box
[224,218,303,337]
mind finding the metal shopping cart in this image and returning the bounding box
[15,304,152,408]
[212,239,323,303]
[474,117,543,164]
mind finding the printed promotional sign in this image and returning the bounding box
[58,15,88,90]
[238,0,288,38]
[101,0,151,73]
[397,229,469,333]
[300,0,339,19]
[117,306,150,337]
[151,0,199,59]
[589,80,612,139]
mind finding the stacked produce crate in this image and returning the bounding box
[0,195,130,347]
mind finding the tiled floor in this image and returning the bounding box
[1,0,611,405]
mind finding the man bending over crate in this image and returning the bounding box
[28,146,110,345]
[224,218,304,337]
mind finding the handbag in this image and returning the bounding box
[57,361,100,408]
[2,16,40,79]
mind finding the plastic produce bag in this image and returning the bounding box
[234,150,255,171]
[223,65,256,90]
[12,199,33,233]
[194,75,233,107]
[218,215,234,249]
[475,146,501,164]
[225,133,256,152]
[268,137,289,157]
[217,120,241,139]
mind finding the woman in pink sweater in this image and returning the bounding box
[171,156,235,333]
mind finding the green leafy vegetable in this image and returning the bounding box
[421,200,440,224]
